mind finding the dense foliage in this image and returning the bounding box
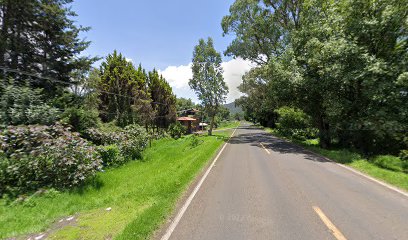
[98,51,150,127]
[176,97,197,111]
[96,144,124,167]
[0,82,60,126]
[148,70,177,129]
[61,107,100,134]
[225,0,408,155]
[86,124,149,161]
[275,107,316,140]
[0,124,102,197]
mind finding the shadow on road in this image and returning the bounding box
[229,126,331,163]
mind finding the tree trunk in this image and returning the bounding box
[208,114,215,136]
[318,115,331,149]
[0,2,8,70]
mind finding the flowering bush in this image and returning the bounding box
[86,124,149,161]
[85,127,120,145]
[0,123,102,197]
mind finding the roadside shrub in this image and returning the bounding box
[86,124,149,160]
[372,155,403,172]
[85,125,123,146]
[0,83,60,126]
[400,149,408,161]
[150,130,170,140]
[190,134,201,148]
[61,107,100,133]
[97,144,124,167]
[168,121,186,139]
[98,121,122,133]
[0,124,102,197]
[275,107,315,140]
[121,124,149,160]
[398,150,408,173]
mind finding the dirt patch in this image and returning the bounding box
[8,215,78,240]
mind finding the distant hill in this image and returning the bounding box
[224,102,243,115]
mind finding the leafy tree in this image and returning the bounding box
[217,106,231,121]
[222,0,302,65]
[275,106,314,139]
[222,0,281,64]
[233,112,243,121]
[132,97,156,131]
[189,38,228,135]
[176,97,196,111]
[236,66,282,127]
[82,68,103,110]
[337,0,408,153]
[291,0,408,152]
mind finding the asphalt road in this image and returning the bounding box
[164,124,408,240]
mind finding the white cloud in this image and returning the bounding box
[159,58,252,103]
[125,58,133,63]
[221,58,253,102]
[159,63,192,89]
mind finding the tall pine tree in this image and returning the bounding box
[0,0,97,95]
[148,69,176,130]
[98,51,148,127]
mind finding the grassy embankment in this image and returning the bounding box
[264,128,408,191]
[0,129,234,239]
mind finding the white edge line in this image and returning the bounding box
[301,149,408,198]
[266,132,408,198]
[335,162,408,198]
[259,142,271,154]
[160,127,239,240]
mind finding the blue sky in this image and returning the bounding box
[72,0,252,103]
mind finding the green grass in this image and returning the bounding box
[0,130,233,239]
[216,120,241,130]
[348,160,408,190]
[263,127,408,192]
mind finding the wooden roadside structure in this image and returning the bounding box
[177,116,197,133]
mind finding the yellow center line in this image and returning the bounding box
[313,206,347,240]
[259,142,271,154]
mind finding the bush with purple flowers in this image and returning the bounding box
[0,123,102,197]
